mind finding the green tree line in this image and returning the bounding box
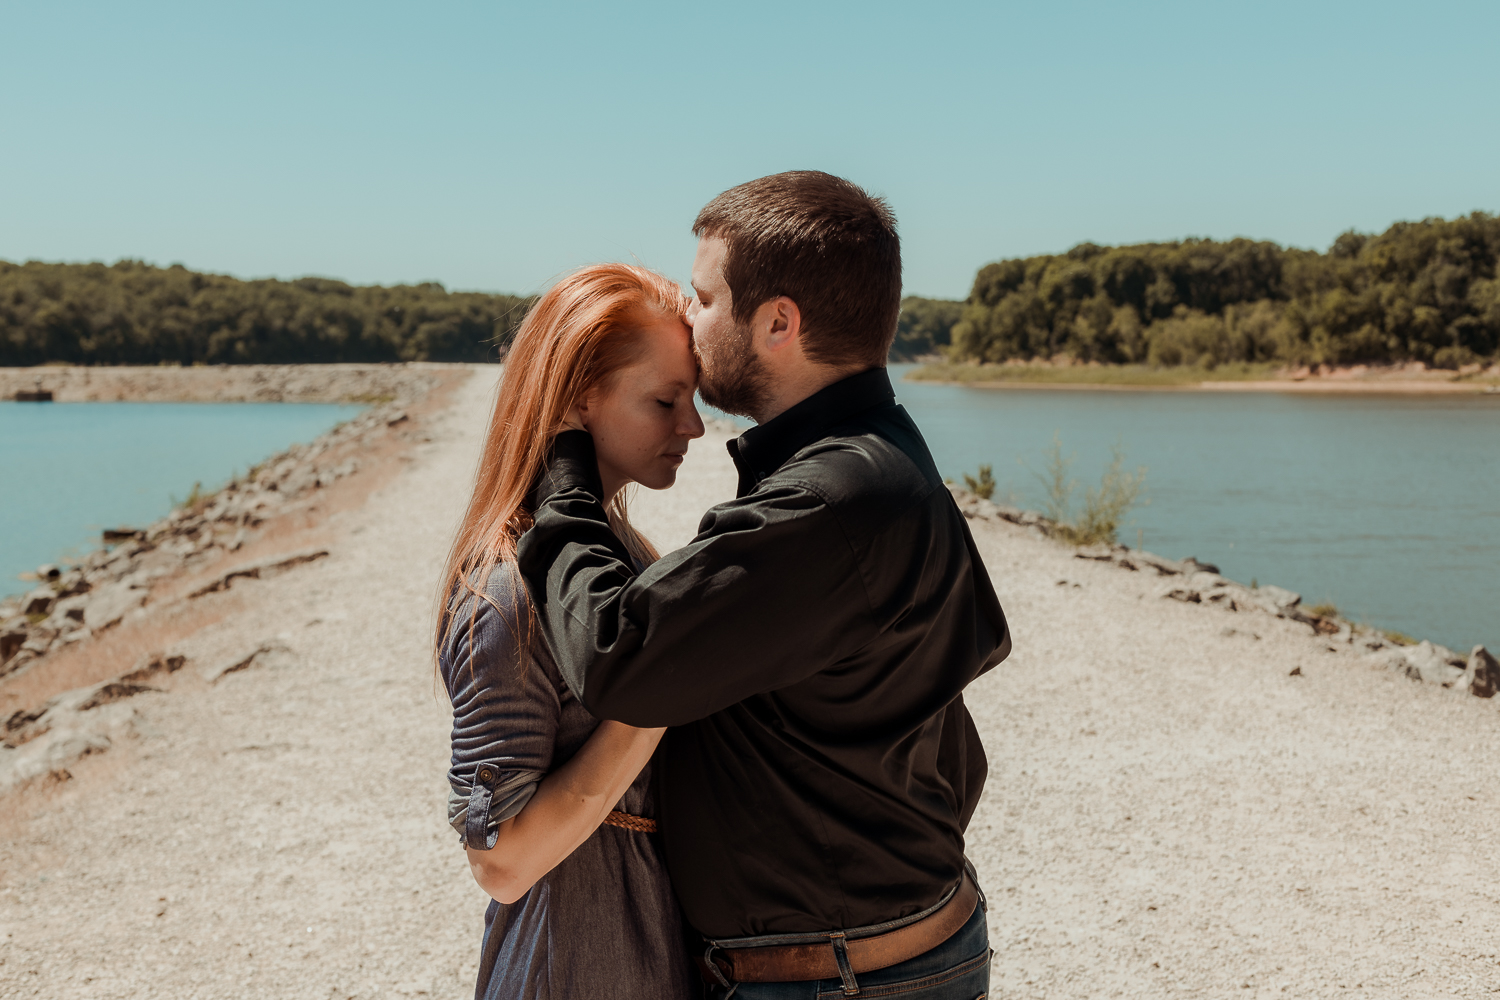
[892,296,965,360]
[0,259,533,366]
[944,212,1500,369]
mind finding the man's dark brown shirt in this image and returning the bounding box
[516,367,1011,938]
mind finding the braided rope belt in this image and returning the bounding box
[602,810,657,833]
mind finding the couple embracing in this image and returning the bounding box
[436,171,1012,999]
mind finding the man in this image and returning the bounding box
[517,171,1011,998]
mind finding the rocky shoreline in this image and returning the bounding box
[0,364,461,793]
[0,362,448,403]
[909,359,1500,393]
[9,407,1490,795]
[949,486,1499,700]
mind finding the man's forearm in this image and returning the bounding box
[519,432,872,725]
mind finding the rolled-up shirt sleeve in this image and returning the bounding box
[440,568,557,850]
[515,431,878,728]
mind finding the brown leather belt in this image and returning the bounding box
[694,874,978,987]
[601,809,656,833]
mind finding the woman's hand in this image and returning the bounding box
[465,721,665,904]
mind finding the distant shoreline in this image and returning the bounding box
[0,363,452,404]
[906,362,1500,395]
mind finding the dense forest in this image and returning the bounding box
[892,296,965,359]
[0,260,532,366]
[9,212,1498,369]
[945,212,1500,368]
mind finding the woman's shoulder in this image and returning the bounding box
[451,561,531,622]
[440,563,538,682]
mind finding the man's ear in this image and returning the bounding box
[758,296,802,353]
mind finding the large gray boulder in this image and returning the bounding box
[1454,646,1499,698]
[22,587,55,617]
[1,617,29,666]
[84,580,149,630]
[1251,585,1302,616]
[42,594,89,633]
[1370,641,1467,687]
[200,639,295,684]
[186,548,328,598]
[0,701,140,794]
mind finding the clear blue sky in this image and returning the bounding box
[2,1,1496,300]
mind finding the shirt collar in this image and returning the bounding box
[727,367,896,494]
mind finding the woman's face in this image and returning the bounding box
[579,312,705,496]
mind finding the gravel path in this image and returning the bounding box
[5,371,1499,999]
[1,366,499,999]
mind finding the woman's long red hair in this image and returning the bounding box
[435,263,687,660]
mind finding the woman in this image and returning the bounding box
[436,263,704,999]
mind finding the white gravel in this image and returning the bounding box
[1,366,499,1000]
[4,369,1499,999]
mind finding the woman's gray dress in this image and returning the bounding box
[441,566,696,1000]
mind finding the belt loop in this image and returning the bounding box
[828,931,860,996]
[963,856,988,913]
[702,944,734,991]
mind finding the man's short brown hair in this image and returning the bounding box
[693,171,901,369]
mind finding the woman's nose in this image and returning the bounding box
[682,403,705,439]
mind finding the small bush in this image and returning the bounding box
[1032,435,1146,546]
[1036,436,1077,525]
[172,481,215,515]
[1071,446,1146,546]
[1306,602,1339,618]
[962,464,996,500]
[1383,629,1417,646]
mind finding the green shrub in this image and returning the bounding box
[962,464,996,500]
[1036,435,1077,525]
[1032,435,1146,546]
[173,481,212,514]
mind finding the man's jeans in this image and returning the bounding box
[707,903,990,999]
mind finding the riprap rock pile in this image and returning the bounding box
[950,484,1497,701]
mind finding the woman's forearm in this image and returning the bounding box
[466,721,664,903]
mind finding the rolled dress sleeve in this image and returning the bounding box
[440,566,557,850]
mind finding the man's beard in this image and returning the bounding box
[696,319,771,419]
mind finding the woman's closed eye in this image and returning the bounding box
[656,399,674,409]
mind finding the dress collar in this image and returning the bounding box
[727,367,896,495]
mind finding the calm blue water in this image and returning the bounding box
[0,401,364,598]
[884,364,1500,655]
[8,388,1498,655]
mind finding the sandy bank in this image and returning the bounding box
[917,378,1499,394]
[0,363,453,404]
[3,371,1499,998]
[907,361,1500,395]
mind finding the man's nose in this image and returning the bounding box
[685,299,700,326]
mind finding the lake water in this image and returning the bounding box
[1,401,364,598]
[885,364,1500,655]
[6,383,1497,656]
